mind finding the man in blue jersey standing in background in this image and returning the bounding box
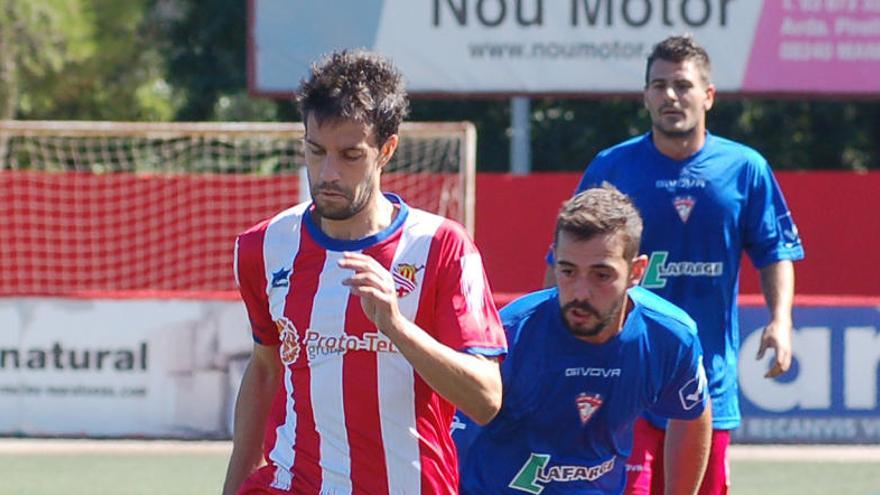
[457,185,712,495]
[544,35,805,494]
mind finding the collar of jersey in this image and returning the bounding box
[644,131,714,166]
[303,192,409,252]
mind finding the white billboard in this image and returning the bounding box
[0,298,252,438]
[2,298,877,442]
[249,0,880,96]
[735,306,880,444]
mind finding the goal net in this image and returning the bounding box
[0,120,476,296]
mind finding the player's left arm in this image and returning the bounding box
[664,403,712,495]
[339,252,502,425]
[757,260,795,378]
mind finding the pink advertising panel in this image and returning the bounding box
[744,0,880,93]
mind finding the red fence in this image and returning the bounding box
[475,171,880,297]
[3,170,877,298]
[1,171,453,296]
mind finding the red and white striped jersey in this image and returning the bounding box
[234,194,507,495]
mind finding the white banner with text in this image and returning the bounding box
[0,298,252,438]
[1,298,877,441]
[250,0,880,95]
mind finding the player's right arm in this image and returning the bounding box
[222,343,281,495]
[340,250,504,425]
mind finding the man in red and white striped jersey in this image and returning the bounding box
[222,50,507,495]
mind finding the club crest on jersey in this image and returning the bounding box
[275,317,301,365]
[392,263,424,298]
[673,195,696,223]
[576,393,603,425]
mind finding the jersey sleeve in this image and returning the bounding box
[234,225,278,345]
[743,159,805,268]
[453,293,544,472]
[575,161,605,193]
[432,221,507,357]
[648,331,708,420]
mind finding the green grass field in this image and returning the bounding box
[1,442,878,495]
[730,461,880,495]
[0,452,227,495]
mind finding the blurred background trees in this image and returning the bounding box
[1,0,877,171]
[1,0,175,121]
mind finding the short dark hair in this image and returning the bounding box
[645,35,712,86]
[554,183,643,261]
[296,50,410,145]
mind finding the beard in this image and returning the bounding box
[653,109,698,139]
[560,298,622,339]
[654,123,698,139]
[310,174,375,221]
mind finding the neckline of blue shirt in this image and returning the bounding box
[643,131,714,167]
[302,192,409,252]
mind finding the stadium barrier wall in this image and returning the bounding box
[0,297,251,438]
[1,170,877,439]
[474,171,880,297]
[736,305,880,444]
[1,297,878,442]
[474,171,880,442]
[3,170,876,296]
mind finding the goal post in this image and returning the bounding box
[0,120,476,296]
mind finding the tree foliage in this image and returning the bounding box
[412,97,879,172]
[0,0,70,120]
[2,0,175,121]
[155,0,286,122]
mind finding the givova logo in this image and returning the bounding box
[777,212,803,249]
[509,454,615,494]
[642,251,723,288]
[679,360,708,411]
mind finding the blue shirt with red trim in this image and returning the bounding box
[455,286,707,495]
[572,132,804,429]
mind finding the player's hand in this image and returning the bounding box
[338,252,402,332]
[756,319,793,378]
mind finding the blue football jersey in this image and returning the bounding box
[574,132,805,429]
[456,286,707,495]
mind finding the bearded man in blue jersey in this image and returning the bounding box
[457,185,712,495]
[544,35,805,494]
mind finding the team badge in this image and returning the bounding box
[392,263,424,298]
[575,393,603,425]
[275,317,301,365]
[673,195,696,223]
